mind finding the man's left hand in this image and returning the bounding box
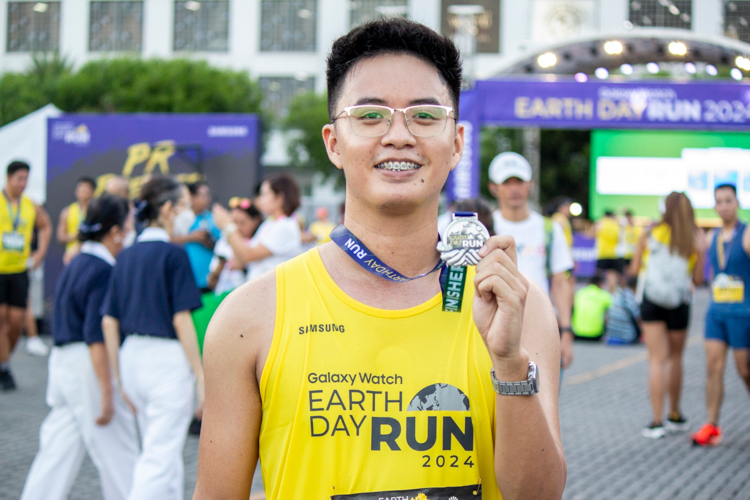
[472,235,530,378]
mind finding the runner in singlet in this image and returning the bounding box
[693,184,750,446]
[57,177,95,264]
[194,18,565,499]
[0,161,52,391]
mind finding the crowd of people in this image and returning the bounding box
[0,16,748,500]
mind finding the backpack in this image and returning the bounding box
[641,233,691,309]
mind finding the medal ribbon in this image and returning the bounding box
[329,221,473,313]
[716,222,742,271]
[2,190,21,232]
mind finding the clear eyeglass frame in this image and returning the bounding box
[332,104,456,138]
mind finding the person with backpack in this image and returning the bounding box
[629,191,705,439]
[489,152,575,369]
[605,275,642,345]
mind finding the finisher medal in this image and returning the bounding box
[437,212,489,313]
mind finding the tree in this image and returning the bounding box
[282,91,340,183]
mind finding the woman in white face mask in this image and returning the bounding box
[21,194,137,500]
[102,176,204,500]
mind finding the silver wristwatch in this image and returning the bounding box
[490,361,539,396]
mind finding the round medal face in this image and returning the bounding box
[437,213,490,267]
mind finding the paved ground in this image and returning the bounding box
[2,288,749,499]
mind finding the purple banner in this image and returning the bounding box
[475,79,750,130]
[446,89,481,202]
[572,232,596,279]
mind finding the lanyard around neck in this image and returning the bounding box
[2,191,21,232]
[717,222,741,271]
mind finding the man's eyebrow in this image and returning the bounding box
[408,98,442,106]
[351,97,445,107]
[354,97,388,106]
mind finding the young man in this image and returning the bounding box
[194,19,566,499]
[58,177,96,265]
[594,210,622,292]
[693,184,750,447]
[0,161,52,390]
[488,152,575,369]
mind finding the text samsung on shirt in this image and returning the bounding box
[298,323,346,335]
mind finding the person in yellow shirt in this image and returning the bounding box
[0,161,52,391]
[621,209,643,273]
[194,18,565,499]
[306,206,336,245]
[595,210,622,292]
[57,177,96,265]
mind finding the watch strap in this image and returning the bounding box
[490,361,539,396]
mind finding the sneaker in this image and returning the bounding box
[25,336,49,357]
[692,423,722,447]
[665,412,690,433]
[0,369,16,391]
[641,422,666,439]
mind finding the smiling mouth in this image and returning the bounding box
[375,161,422,172]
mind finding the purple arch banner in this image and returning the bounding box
[448,79,750,201]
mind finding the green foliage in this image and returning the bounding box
[283,91,340,183]
[479,127,590,210]
[0,57,264,127]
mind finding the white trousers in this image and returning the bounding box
[21,342,139,500]
[120,335,194,500]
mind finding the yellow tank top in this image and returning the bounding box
[0,194,36,274]
[66,202,85,252]
[259,249,500,499]
[552,213,573,249]
[596,217,620,259]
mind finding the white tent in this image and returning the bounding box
[0,104,62,205]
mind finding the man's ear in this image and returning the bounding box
[488,182,498,198]
[449,122,465,172]
[322,124,344,171]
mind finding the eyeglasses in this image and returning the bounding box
[332,105,456,138]
[228,197,252,210]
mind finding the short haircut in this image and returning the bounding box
[715,183,737,197]
[266,173,300,217]
[590,273,604,287]
[187,180,208,196]
[624,209,633,217]
[326,17,462,120]
[7,161,29,177]
[77,177,97,190]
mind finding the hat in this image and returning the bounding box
[488,152,532,184]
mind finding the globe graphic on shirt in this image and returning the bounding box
[407,383,471,412]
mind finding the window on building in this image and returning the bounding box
[724,1,750,43]
[7,1,61,52]
[260,0,317,52]
[259,76,315,118]
[628,0,692,29]
[441,0,500,54]
[349,0,408,28]
[89,1,143,52]
[174,1,230,52]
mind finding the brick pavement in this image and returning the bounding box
[1,289,749,499]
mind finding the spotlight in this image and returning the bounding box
[646,62,660,74]
[595,67,609,79]
[684,62,697,74]
[620,63,634,75]
[537,52,557,68]
[574,72,588,82]
[570,203,583,217]
[731,68,743,80]
[668,42,687,56]
[604,41,624,55]
[736,55,750,71]
[706,64,718,76]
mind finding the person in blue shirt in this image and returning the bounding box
[21,195,138,500]
[102,176,204,500]
[173,181,221,291]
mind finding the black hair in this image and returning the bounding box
[187,180,208,196]
[604,210,614,217]
[78,194,129,243]
[626,275,638,290]
[77,177,97,190]
[715,183,737,197]
[134,176,185,223]
[326,17,462,120]
[454,198,495,236]
[7,161,30,177]
[233,202,262,221]
[266,173,301,217]
[590,273,604,287]
[624,208,634,217]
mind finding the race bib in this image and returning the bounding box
[712,274,745,303]
[332,484,481,499]
[2,231,25,252]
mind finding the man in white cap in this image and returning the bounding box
[489,152,575,369]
